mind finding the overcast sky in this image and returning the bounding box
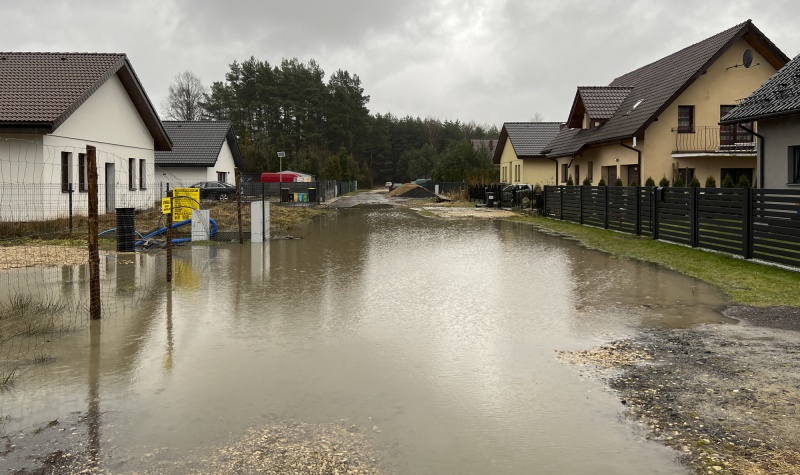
[4,0,800,129]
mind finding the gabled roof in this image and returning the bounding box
[546,20,789,158]
[0,52,171,151]
[156,121,244,169]
[721,53,800,124]
[492,122,562,164]
[567,87,633,127]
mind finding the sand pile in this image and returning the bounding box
[387,184,436,199]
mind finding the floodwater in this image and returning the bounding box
[0,207,732,474]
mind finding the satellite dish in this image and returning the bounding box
[743,49,753,68]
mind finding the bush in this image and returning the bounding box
[659,176,670,187]
[598,178,606,186]
[673,176,685,187]
[629,180,638,187]
[614,178,623,186]
[582,177,592,186]
[737,174,751,188]
[705,176,717,188]
[689,177,701,187]
[566,175,574,186]
[722,174,735,188]
[645,177,656,187]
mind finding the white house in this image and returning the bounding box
[155,120,244,187]
[0,52,171,220]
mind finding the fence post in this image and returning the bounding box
[579,186,584,224]
[635,186,641,235]
[166,191,173,283]
[542,186,548,217]
[235,167,243,245]
[603,185,609,229]
[68,183,74,235]
[690,187,699,247]
[86,145,101,320]
[743,187,753,259]
[653,188,660,240]
[558,186,564,220]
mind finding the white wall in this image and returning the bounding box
[212,139,237,183]
[0,74,160,221]
[761,116,800,189]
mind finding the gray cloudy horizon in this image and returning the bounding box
[4,0,800,128]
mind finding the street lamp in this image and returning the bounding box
[277,151,285,185]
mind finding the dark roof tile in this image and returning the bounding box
[156,121,243,169]
[721,53,800,123]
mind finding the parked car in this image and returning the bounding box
[190,181,238,201]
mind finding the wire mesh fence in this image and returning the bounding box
[0,136,354,387]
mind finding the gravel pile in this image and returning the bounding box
[387,184,436,199]
[0,245,88,269]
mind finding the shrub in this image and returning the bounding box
[689,177,701,187]
[659,176,670,187]
[673,176,685,187]
[614,178,623,186]
[645,177,656,187]
[722,174,735,188]
[705,176,717,188]
[582,177,592,186]
[737,174,751,188]
[629,179,638,187]
[566,175,574,186]
[598,178,606,186]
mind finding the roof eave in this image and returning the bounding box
[116,58,173,151]
[0,122,55,134]
[720,108,800,125]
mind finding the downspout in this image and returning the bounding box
[619,140,642,184]
[739,124,763,188]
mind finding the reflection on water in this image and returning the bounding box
[0,208,730,474]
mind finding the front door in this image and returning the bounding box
[105,163,115,212]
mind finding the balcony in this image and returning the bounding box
[672,126,756,155]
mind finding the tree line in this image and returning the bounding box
[163,59,499,185]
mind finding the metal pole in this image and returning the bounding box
[235,167,243,244]
[87,145,100,320]
[166,191,173,283]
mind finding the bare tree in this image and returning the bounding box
[162,71,207,120]
[530,112,544,122]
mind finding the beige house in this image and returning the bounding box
[493,122,562,186]
[720,54,800,189]
[0,53,171,220]
[541,20,788,187]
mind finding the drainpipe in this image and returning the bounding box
[620,140,642,184]
[739,124,763,188]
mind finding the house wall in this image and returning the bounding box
[498,136,520,183]
[565,142,640,185]
[156,167,208,187]
[522,159,556,187]
[760,115,800,189]
[212,140,237,183]
[0,74,160,221]
[641,38,777,185]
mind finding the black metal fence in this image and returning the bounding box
[544,185,800,269]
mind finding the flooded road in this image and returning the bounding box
[0,208,731,474]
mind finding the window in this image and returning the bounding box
[720,105,753,147]
[561,164,568,183]
[677,167,695,184]
[128,158,136,190]
[78,153,87,192]
[61,152,72,192]
[139,159,147,189]
[587,161,593,181]
[678,106,694,133]
[789,146,800,184]
[721,168,753,187]
[502,166,507,182]
[217,171,227,183]
[574,165,580,185]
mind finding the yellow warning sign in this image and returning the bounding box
[161,197,172,214]
[172,188,200,221]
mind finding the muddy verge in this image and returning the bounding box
[559,306,800,474]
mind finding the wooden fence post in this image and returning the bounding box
[86,145,101,320]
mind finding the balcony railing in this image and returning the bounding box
[672,126,756,154]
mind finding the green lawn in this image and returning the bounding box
[512,215,800,307]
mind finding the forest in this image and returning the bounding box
[168,58,500,185]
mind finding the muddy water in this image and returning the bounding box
[0,208,731,474]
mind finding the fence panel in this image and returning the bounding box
[582,186,606,228]
[562,187,581,223]
[656,188,693,245]
[751,189,800,268]
[696,189,746,255]
[639,187,654,237]
[544,186,562,218]
[607,187,638,234]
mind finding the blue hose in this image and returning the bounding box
[134,218,218,247]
